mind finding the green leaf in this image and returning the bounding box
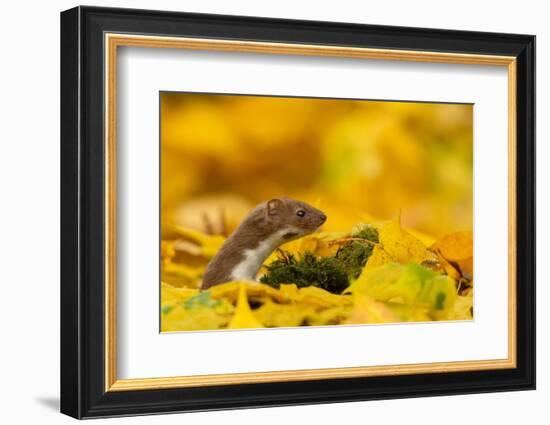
[346,263,456,318]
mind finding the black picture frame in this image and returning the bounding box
[60,5,535,419]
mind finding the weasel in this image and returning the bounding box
[201,197,327,290]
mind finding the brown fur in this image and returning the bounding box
[201,197,326,289]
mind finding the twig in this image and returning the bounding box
[328,237,380,247]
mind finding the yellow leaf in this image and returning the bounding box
[227,284,264,329]
[261,231,345,267]
[254,300,315,327]
[345,293,400,324]
[387,303,431,322]
[364,245,395,270]
[295,285,353,308]
[161,240,176,265]
[377,217,436,264]
[172,225,226,258]
[209,281,285,304]
[208,281,248,302]
[432,231,473,261]
[446,292,474,321]
[161,289,234,332]
[430,251,461,281]
[161,282,199,306]
[162,262,203,288]
[431,231,473,278]
[306,306,353,326]
[161,305,232,332]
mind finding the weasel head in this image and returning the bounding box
[265,197,327,241]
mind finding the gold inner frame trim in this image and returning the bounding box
[104,33,517,392]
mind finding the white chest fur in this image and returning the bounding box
[230,228,298,281]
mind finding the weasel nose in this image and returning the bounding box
[320,214,327,223]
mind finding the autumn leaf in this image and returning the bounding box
[386,303,431,322]
[291,285,352,308]
[364,245,396,270]
[161,282,198,307]
[209,281,286,304]
[305,305,353,326]
[347,263,457,319]
[161,289,234,332]
[161,241,176,266]
[446,291,474,321]
[227,284,264,329]
[254,300,315,327]
[345,293,400,324]
[172,225,226,258]
[161,220,473,331]
[262,231,345,268]
[361,217,440,272]
[431,231,473,279]
[377,217,437,265]
[162,262,204,288]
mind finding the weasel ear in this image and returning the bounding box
[267,198,284,216]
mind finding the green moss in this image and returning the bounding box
[352,223,380,242]
[335,225,379,279]
[260,252,349,294]
[260,224,380,294]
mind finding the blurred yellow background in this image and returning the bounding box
[161,92,472,239]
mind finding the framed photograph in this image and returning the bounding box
[60,6,535,419]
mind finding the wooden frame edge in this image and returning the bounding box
[104,33,518,392]
[108,358,516,391]
[507,59,518,369]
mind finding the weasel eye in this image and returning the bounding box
[296,210,306,217]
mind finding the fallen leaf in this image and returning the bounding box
[348,263,457,319]
[161,282,198,306]
[162,262,204,288]
[377,217,437,265]
[254,300,315,327]
[227,284,264,329]
[172,225,226,258]
[161,285,234,332]
[431,231,473,278]
[345,293,400,324]
[364,245,395,270]
[161,306,232,332]
[209,281,285,304]
[446,291,474,321]
[386,303,431,322]
[305,305,353,326]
